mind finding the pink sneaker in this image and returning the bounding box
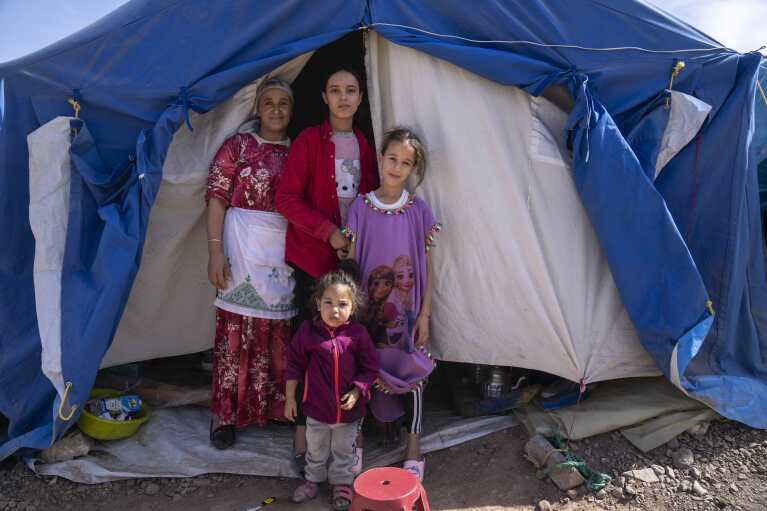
[403,459,425,482]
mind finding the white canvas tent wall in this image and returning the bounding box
[30,37,705,384]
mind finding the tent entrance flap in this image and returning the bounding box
[28,117,76,400]
[101,54,312,368]
[288,30,375,143]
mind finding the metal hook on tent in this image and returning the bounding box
[68,89,83,136]
[68,88,82,118]
[57,381,78,421]
[67,98,81,118]
[665,60,685,109]
[577,378,587,404]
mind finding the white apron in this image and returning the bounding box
[214,208,297,319]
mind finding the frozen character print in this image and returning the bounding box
[365,266,398,347]
[392,255,416,338]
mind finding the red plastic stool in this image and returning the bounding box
[351,467,430,511]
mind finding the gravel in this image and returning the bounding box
[1,419,765,511]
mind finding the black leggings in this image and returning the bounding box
[402,383,424,435]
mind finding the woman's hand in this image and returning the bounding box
[340,388,360,411]
[208,246,231,290]
[414,313,430,349]
[284,397,297,422]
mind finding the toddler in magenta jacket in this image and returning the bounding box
[285,266,379,510]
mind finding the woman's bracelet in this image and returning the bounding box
[208,238,222,243]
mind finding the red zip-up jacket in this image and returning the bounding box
[285,320,380,424]
[276,121,379,278]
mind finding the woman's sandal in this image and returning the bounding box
[209,421,235,450]
[332,484,354,511]
[291,480,319,503]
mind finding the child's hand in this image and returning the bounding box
[329,229,349,251]
[340,388,360,411]
[414,313,430,349]
[284,398,297,422]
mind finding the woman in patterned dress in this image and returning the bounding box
[206,79,297,449]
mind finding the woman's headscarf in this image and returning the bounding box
[238,77,294,136]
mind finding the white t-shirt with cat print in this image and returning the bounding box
[332,131,361,224]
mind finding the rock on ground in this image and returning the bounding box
[672,447,695,469]
[623,467,660,483]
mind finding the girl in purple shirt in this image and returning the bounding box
[343,127,440,482]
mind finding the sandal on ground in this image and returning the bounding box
[403,458,425,482]
[332,484,354,511]
[209,421,235,450]
[291,480,319,503]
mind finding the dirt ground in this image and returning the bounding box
[2,419,765,511]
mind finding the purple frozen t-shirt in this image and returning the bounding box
[346,190,440,352]
[346,190,440,422]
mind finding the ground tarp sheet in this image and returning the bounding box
[515,377,717,452]
[31,406,516,484]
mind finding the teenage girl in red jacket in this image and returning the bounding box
[276,66,379,473]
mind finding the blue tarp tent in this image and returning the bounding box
[1,0,766,460]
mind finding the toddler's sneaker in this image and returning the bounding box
[290,480,319,503]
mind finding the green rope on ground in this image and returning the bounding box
[543,436,613,492]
